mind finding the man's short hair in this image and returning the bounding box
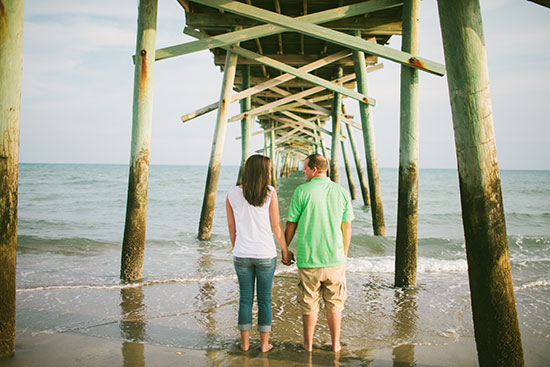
[306,154,328,173]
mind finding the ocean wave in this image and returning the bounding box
[16,274,238,293]
[347,256,468,273]
[514,279,550,292]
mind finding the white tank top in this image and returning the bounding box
[227,185,277,258]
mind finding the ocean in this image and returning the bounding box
[14,163,550,365]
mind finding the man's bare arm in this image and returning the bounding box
[341,222,352,257]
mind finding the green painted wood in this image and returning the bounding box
[437,1,524,365]
[270,120,276,186]
[191,0,445,76]
[186,12,402,34]
[341,134,357,200]
[155,0,403,60]
[237,64,251,185]
[0,0,24,357]
[345,123,370,206]
[198,50,239,240]
[353,32,385,236]
[179,43,351,122]
[184,28,375,106]
[121,0,158,282]
[230,72,358,122]
[330,66,344,184]
[395,0,420,289]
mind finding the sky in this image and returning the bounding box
[20,0,550,170]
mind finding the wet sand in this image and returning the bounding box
[1,331,482,367]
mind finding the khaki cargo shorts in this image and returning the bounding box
[297,263,347,315]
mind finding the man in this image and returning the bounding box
[285,153,354,352]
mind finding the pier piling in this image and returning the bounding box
[352,31,385,236]
[438,0,524,365]
[198,49,239,240]
[330,65,343,183]
[121,0,158,282]
[0,0,24,357]
[237,65,252,185]
[395,0,420,288]
[343,107,370,206]
[341,132,357,200]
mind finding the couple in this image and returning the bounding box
[225,153,354,353]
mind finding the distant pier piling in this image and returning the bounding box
[330,65,343,183]
[345,122,370,206]
[341,132,357,200]
[198,50,239,241]
[237,64,251,185]
[0,0,24,357]
[352,31,385,236]
[121,0,158,282]
[438,1,524,365]
[395,0,420,288]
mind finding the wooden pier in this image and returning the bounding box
[3,0,543,364]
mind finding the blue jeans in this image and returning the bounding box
[233,256,277,332]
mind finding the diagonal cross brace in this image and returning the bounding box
[157,0,403,61]
[189,0,445,76]
[184,28,376,106]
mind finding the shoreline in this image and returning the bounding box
[1,331,481,367]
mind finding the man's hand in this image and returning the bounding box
[282,250,295,266]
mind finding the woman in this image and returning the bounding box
[226,155,293,352]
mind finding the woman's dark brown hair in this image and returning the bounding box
[241,155,271,207]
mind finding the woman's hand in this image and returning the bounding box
[282,250,295,266]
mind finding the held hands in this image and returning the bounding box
[281,250,295,266]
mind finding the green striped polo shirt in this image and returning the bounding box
[287,177,354,268]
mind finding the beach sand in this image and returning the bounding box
[1,331,483,367]
[7,271,549,366]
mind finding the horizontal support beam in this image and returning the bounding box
[181,50,350,122]
[191,0,445,76]
[157,0,403,60]
[214,53,377,67]
[186,12,401,34]
[230,72,358,122]
[184,28,376,105]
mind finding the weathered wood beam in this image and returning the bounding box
[121,0,158,282]
[190,0,445,76]
[181,49,351,122]
[236,64,252,185]
[157,0,403,60]
[186,13,401,34]
[330,65,344,183]
[183,27,375,106]
[395,0,420,289]
[198,50,239,240]
[353,30,386,236]
[0,0,24,357]
[230,72,357,122]
[213,53,377,66]
[438,1,524,365]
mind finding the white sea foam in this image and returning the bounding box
[16,274,238,293]
[346,256,468,273]
[515,279,550,292]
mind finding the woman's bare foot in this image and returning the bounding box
[240,342,250,351]
[260,343,273,353]
[332,344,342,352]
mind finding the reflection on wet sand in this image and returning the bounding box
[391,288,418,366]
[120,286,146,367]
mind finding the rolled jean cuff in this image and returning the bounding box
[238,323,252,331]
[258,324,272,332]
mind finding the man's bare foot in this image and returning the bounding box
[332,344,342,352]
[303,344,313,352]
[260,343,273,353]
[240,342,250,351]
